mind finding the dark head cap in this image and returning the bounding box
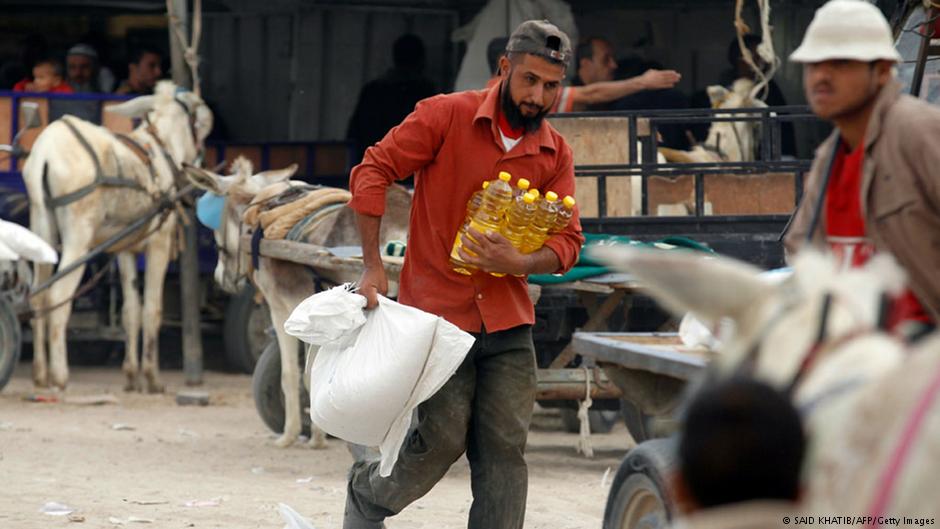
[506,20,571,66]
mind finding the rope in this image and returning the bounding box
[734,0,780,102]
[166,0,203,97]
[575,367,595,458]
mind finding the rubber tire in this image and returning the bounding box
[560,408,620,434]
[0,297,21,391]
[603,438,678,529]
[251,339,311,437]
[224,284,271,374]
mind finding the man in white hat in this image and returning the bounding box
[785,0,939,340]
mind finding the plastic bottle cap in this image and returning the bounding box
[482,181,490,189]
[563,196,576,208]
[517,178,530,190]
[523,192,536,204]
[545,191,559,202]
[498,171,512,182]
[529,189,540,198]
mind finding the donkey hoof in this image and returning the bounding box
[274,434,297,448]
[308,436,328,450]
[146,381,165,394]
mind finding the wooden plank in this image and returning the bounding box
[605,175,640,217]
[535,368,623,400]
[648,174,695,216]
[0,96,13,171]
[704,173,796,215]
[548,116,635,166]
[101,101,134,133]
[241,236,402,280]
[270,145,308,175]
[312,143,349,176]
[574,176,598,218]
[16,97,49,171]
[224,146,263,171]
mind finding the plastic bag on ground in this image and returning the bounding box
[285,284,475,476]
[278,503,316,529]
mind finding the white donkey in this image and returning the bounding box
[22,80,212,392]
[592,247,909,467]
[183,159,411,447]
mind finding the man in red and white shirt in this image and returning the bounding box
[346,20,583,529]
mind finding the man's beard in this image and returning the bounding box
[501,77,549,134]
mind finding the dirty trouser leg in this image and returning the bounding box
[466,325,537,529]
[344,343,478,527]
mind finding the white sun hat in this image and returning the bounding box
[790,0,901,63]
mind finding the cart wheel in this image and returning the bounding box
[224,284,271,374]
[251,339,311,436]
[603,438,677,529]
[560,408,620,434]
[0,297,22,391]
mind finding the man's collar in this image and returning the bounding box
[863,78,902,151]
[473,80,558,153]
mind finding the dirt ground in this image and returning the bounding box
[0,364,635,529]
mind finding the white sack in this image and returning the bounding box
[0,219,57,263]
[0,239,17,261]
[285,284,475,476]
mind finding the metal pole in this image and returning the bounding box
[168,0,203,385]
[180,206,203,386]
[911,7,935,98]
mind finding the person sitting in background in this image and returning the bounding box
[346,34,437,165]
[114,46,163,95]
[66,43,103,93]
[13,58,73,93]
[671,378,804,529]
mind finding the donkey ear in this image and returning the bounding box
[248,164,298,189]
[588,246,774,326]
[105,95,156,119]
[182,163,232,195]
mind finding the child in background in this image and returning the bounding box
[14,58,74,93]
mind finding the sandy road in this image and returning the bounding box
[0,365,633,529]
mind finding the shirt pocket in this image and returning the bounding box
[871,178,918,221]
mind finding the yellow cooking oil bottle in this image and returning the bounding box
[513,177,531,199]
[449,181,489,274]
[519,191,558,254]
[449,172,514,274]
[550,195,576,233]
[497,190,539,276]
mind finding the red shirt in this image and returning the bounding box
[348,83,584,333]
[825,141,931,326]
[12,79,74,93]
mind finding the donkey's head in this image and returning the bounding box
[184,157,298,293]
[106,80,213,183]
[591,247,907,399]
[702,78,767,162]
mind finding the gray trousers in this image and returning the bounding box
[344,325,537,529]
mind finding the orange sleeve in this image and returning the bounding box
[347,95,451,216]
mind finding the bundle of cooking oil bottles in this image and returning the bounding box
[449,171,576,276]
